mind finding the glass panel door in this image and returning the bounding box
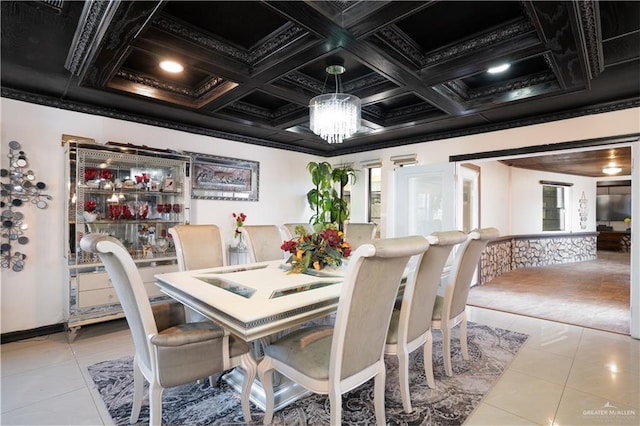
[395,163,456,237]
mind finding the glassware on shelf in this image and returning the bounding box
[155,237,169,254]
[172,203,182,220]
[108,204,122,220]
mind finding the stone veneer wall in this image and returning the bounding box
[479,233,598,285]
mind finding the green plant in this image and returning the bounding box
[306,161,357,231]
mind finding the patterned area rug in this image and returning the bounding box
[88,323,528,425]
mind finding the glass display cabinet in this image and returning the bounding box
[64,139,191,338]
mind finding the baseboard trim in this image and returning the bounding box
[1,323,66,344]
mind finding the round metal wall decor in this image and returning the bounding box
[1,141,52,272]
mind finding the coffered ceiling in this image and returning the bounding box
[1,1,639,157]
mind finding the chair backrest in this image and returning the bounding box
[281,223,314,239]
[343,222,377,250]
[240,225,285,262]
[80,233,158,374]
[330,236,429,381]
[401,231,467,343]
[169,224,227,271]
[447,227,500,320]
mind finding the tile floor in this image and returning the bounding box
[1,307,638,425]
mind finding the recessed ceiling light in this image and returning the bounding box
[159,60,184,73]
[487,63,510,74]
[602,165,622,175]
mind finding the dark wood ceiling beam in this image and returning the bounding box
[133,30,252,83]
[525,1,589,90]
[263,1,466,115]
[419,35,545,86]
[75,1,164,87]
[345,1,435,39]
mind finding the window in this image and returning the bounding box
[542,184,569,231]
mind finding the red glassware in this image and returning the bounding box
[156,204,164,214]
[109,204,122,220]
[122,205,133,220]
[172,203,182,214]
[142,173,150,183]
[83,169,97,181]
[138,203,149,219]
[135,175,143,184]
[84,200,97,212]
[99,169,112,180]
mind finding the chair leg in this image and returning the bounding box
[329,386,343,426]
[149,382,164,426]
[460,314,469,360]
[373,363,386,426]
[129,357,144,424]
[257,358,275,425]
[442,326,453,376]
[423,330,435,388]
[239,352,257,423]
[397,348,412,413]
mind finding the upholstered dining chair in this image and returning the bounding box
[343,222,377,250]
[169,224,227,271]
[257,236,429,425]
[169,224,227,323]
[385,230,467,413]
[281,222,314,239]
[79,233,256,425]
[432,227,499,376]
[240,225,286,263]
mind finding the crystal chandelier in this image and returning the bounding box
[309,65,361,144]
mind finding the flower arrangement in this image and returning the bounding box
[232,212,247,238]
[281,226,351,273]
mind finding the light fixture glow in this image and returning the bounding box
[602,165,622,175]
[309,65,361,144]
[487,63,511,74]
[159,60,184,73]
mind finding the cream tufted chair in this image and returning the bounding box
[169,224,227,271]
[169,224,227,323]
[239,225,286,263]
[343,222,377,250]
[432,227,500,376]
[385,230,467,413]
[80,233,256,425]
[257,236,429,425]
[281,222,314,239]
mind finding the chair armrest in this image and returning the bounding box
[150,322,224,347]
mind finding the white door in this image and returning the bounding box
[395,163,456,237]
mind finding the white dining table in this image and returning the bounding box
[154,256,440,411]
[155,260,350,410]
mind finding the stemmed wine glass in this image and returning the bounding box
[172,203,182,221]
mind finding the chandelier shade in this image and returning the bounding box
[309,65,361,144]
[309,93,361,144]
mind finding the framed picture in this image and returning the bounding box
[188,152,259,201]
[162,177,175,192]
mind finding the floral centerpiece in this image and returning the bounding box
[281,226,351,273]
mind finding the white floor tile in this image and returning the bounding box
[1,360,86,413]
[554,387,639,426]
[0,387,106,425]
[482,369,564,425]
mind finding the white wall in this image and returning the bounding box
[507,167,597,235]
[1,98,639,334]
[0,98,319,334]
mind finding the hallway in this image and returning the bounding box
[467,251,631,335]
